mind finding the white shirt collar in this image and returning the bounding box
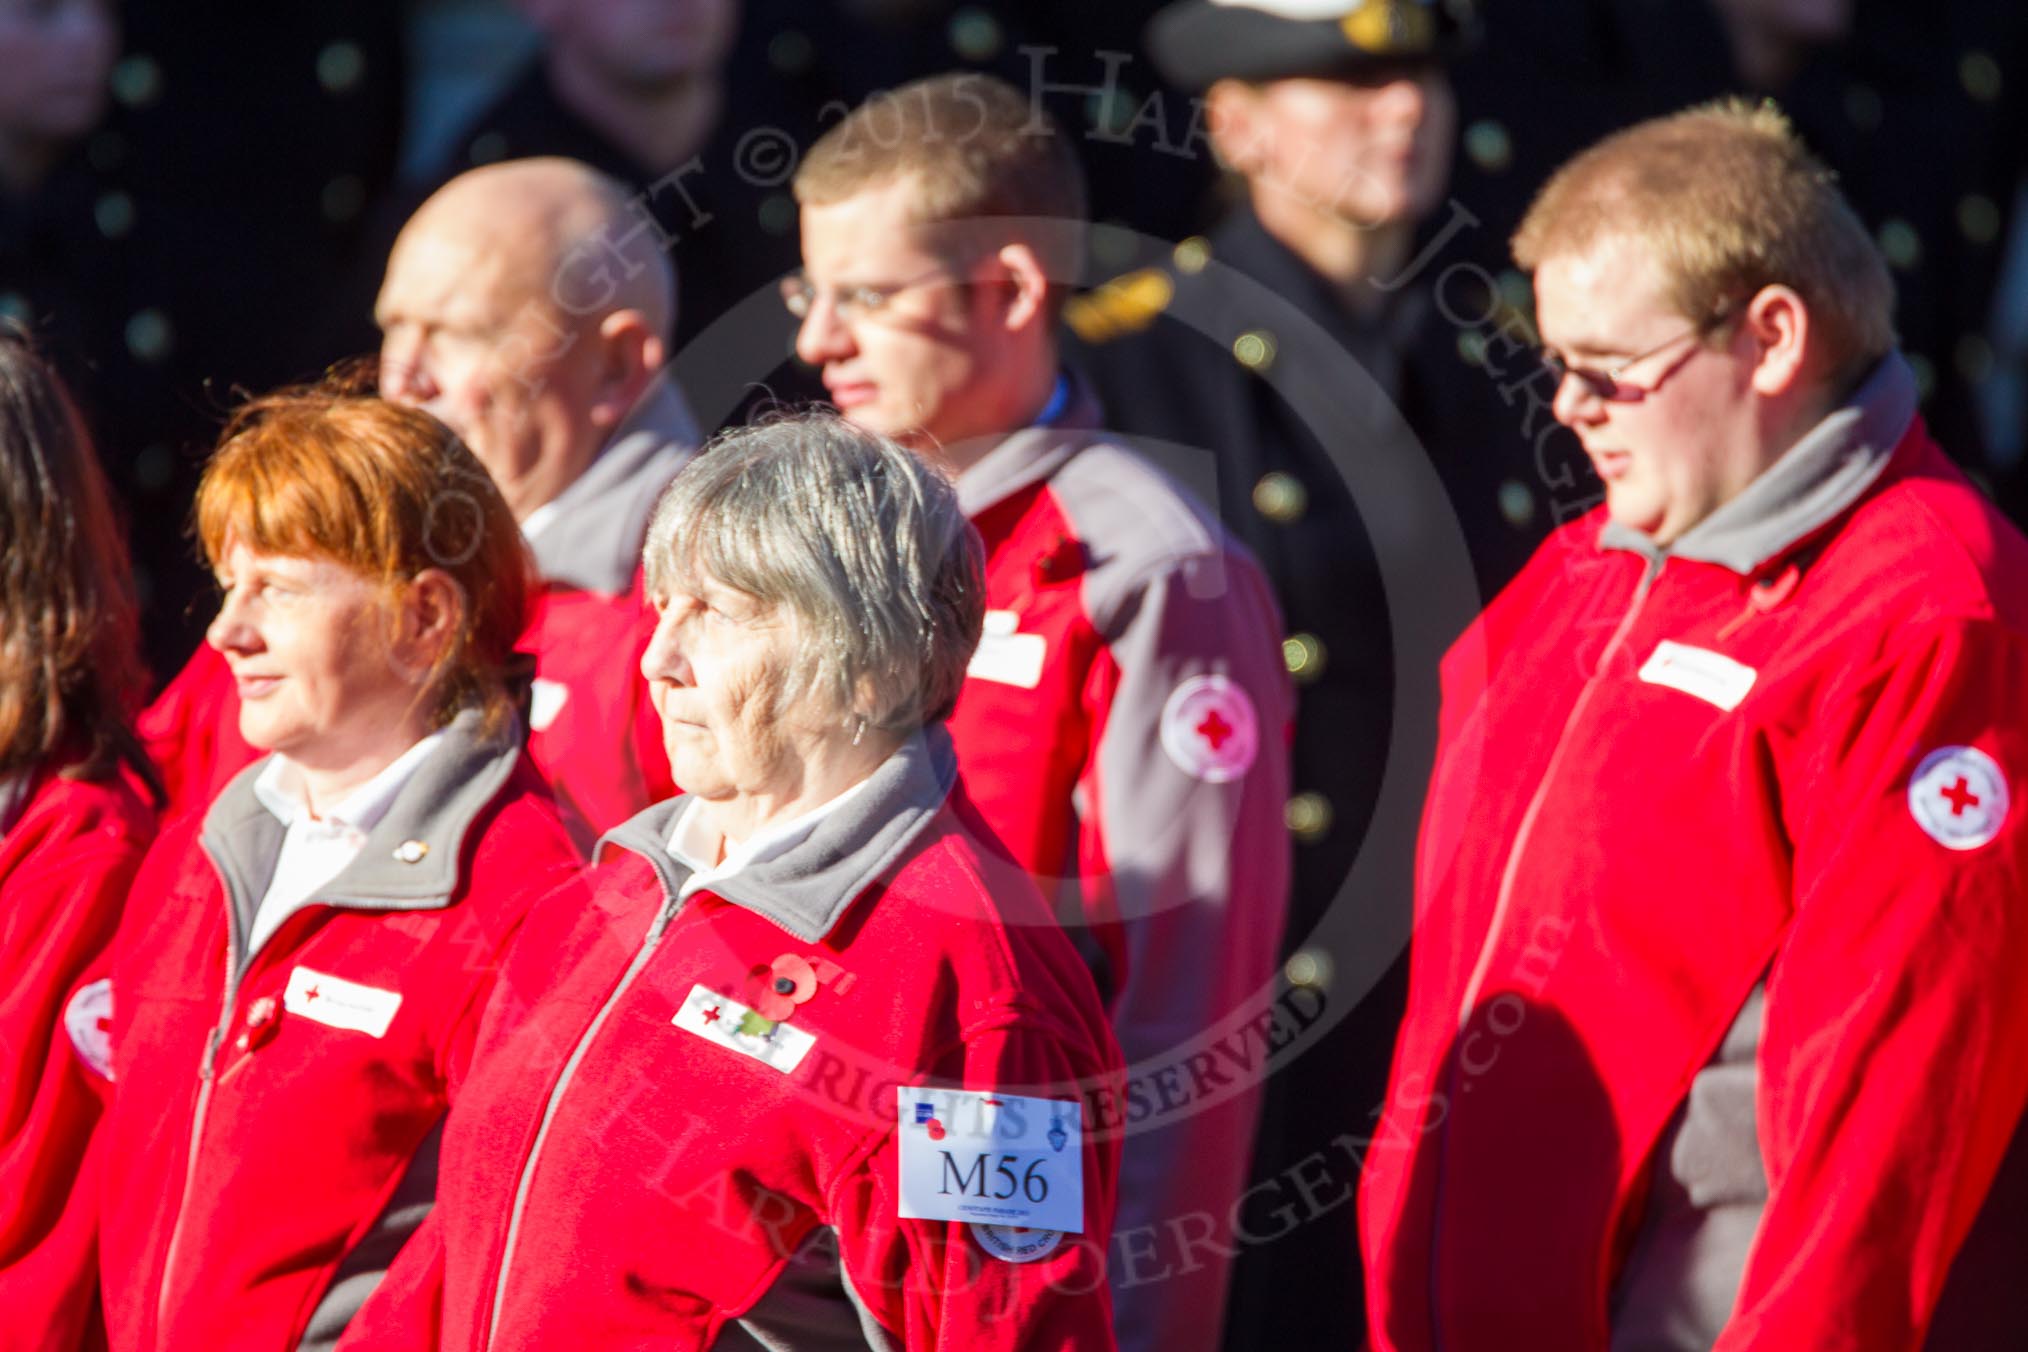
[666,775,874,898]
[518,498,561,543]
[254,729,449,837]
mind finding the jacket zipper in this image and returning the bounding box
[481,892,683,1350]
[155,931,247,1339]
[1427,560,1663,1352]
[1455,559,1663,1023]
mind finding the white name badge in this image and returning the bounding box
[284,966,403,1038]
[895,1087,1084,1233]
[965,611,1047,689]
[672,984,817,1074]
[1638,640,1758,711]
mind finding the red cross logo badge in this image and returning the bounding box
[64,978,116,1082]
[1908,746,2009,850]
[1159,675,1260,783]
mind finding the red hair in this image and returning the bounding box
[196,386,532,736]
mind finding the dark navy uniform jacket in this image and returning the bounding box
[1064,203,1576,1345]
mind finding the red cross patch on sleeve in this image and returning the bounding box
[1908,745,2010,850]
[1159,675,1260,783]
[64,977,114,1081]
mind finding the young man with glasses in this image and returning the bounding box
[790,73,1293,1352]
[1360,98,2028,1351]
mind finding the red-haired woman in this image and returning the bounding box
[0,331,157,1350]
[89,389,583,1350]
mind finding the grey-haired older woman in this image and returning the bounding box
[345,414,1125,1351]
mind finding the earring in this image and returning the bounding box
[851,715,867,747]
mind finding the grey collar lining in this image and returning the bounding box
[527,378,701,596]
[597,725,959,943]
[954,371,1099,519]
[200,708,525,970]
[1599,353,1917,575]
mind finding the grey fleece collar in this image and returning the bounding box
[597,725,959,943]
[528,378,701,596]
[955,371,1098,519]
[1600,353,1917,575]
[200,708,525,966]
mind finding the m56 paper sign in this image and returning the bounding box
[895,1088,1085,1234]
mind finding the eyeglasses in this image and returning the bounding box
[779,265,968,325]
[1539,306,1738,403]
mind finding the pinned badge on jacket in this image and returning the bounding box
[895,1087,1084,1242]
[283,966,403,1038]
[674,983,817,1074]
[64,977,114,1081]
[966,610,1047,689]
[1159,675,1259,782]
[1908,745,2010,850]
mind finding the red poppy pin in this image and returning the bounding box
[738,954,854,1034]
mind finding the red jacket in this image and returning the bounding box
[1361,358,2028,1349]
[0,765,153,1352]
[95,712,581,1351]
[515,575,670,842]
[944,382,1291,1352]
[340,728,1124,1351]
[139,381,697,835]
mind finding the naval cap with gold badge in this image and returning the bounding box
[1146,0,1476,90]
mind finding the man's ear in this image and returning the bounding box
[1203,79,1263,175]
[992,242,1053,336]
[586,309,665,434]
[1742,284,1813,396]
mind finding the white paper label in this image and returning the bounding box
[1638,641,1758,711]
[529,678,569,732]
[672,984,817,1074]
[284,966,403,1038]
[895,1088,1084,1233]
[965,612,1047,689]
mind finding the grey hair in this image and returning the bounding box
[642,412,986,732]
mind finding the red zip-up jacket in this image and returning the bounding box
[944,380,1292,1352]
[339,727,1124,1351]
[0,765,153,1352]
[1361,357,2028,1349]
[94,711,581,1351]
[139,382,697,835]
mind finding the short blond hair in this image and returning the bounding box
[793,73,1087,288]
[1513,98,1894,384]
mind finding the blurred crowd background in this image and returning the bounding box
[1,0,2024,1341]
[4,0,2023,678]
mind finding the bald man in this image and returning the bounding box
[143,158,700,841]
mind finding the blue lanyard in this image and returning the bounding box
[1033,373,1070,428]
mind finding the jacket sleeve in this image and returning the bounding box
[832,1020,1121,1351]
[1074,551,1293,1352]
[1715,618,2028,1349]
[0,810,147,1352]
